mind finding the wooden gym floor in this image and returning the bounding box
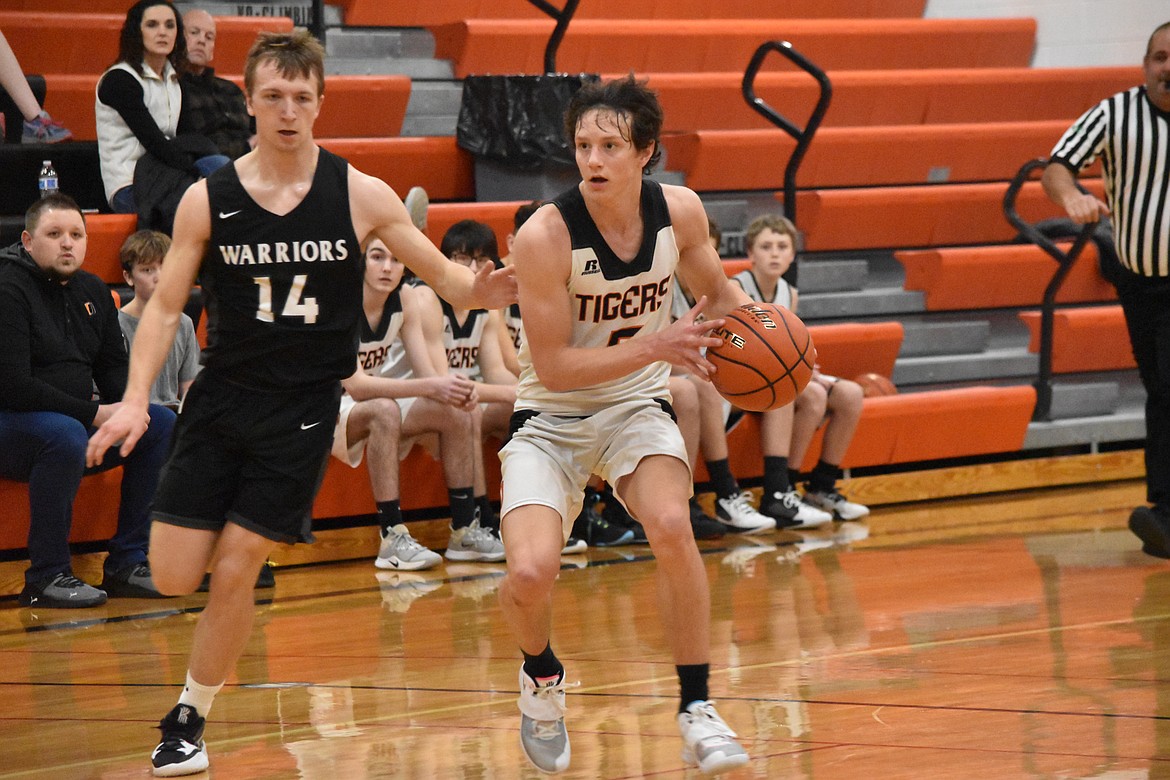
[2,477,1168,779]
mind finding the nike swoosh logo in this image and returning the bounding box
[300,421,322,430]
[219,210,242,219]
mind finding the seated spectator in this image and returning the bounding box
[732,215,869,522]
[332,238,489,567]
[0,194,175,608]
[95,0,228,215]
[117,229,199,410]
[0,30,72,144]
[179,9,252,159]
[418,220,517,544]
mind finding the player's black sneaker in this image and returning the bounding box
[151,704,208,776]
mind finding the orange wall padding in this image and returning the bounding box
[897,243,1116,311]
[662,120,1077,191]
[319,138,475,201]
[1018,306,1136,373]
[793,180,1107,252]
[344,0,926,26]
[642,68,1140,132]
[433,18,1036,79]
[1,13,292,76]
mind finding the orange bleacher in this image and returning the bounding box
[43,74,411,143]
[341,0,927,26]
[84,214,138,285]
[643,68,1139,132]
[432,18,1036,79]
[1018,306,1136,373]
[897,243,1116,311]
[0,13,292,77]
[319,138,475,201]
[661,120,1076,191]
[793,180,1106,252]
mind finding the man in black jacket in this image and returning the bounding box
[0,193,176,608]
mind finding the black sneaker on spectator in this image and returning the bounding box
[151,703,209,776]
[802,488,870,521]
[561,536,587,555]
[758,490,833,529]
[601,495,647,544]
[689,501,726,539]
[101,562,167,598]
[572,496,634,547]
[197,561,276,592]
[18,572,107,608]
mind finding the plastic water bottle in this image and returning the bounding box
[38,160,58,199]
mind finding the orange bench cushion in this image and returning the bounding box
[83,214,138,285]
[897,243,1116,311]
[1018,306,1135,373]
[642,68,1140,132]
[433,18,1036,79]
[661,120,1078,191]
[319,138,474,201]
[794,180,1107,252]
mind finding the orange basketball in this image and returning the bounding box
[708,303,815,412]
[854,372,898,397]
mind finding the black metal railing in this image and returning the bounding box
[309,0,326,44]
[1003,158,1097,421]
[741,41,832,227]
[526,0,582,73]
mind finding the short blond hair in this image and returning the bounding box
[745,214,801,254]
[244,29,325,97]
[120,230,171,273]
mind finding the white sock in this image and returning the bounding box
[177,671,223,717]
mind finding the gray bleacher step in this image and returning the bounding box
[325,56,454,79]
[799,287,924,321]
[172,1,342,28]
[900,320,990,357]
[1046,381,1121,420]
[325,27,435,59]
[892,346,1038,385]
[399,82,463,137]
[796,259,868,294]
[1024,406,1145,450]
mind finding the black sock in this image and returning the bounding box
[522,643,563,681]
[476,494,499,532]
[677,663,710,712]
[808,460,841,493]
[704,458,739,500]
[376,500,401,536]
[788,468,803,490]
[449,487,476,530]
[763,456,790,497]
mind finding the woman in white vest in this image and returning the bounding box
[95,0,227,214]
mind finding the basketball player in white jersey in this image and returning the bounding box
[331,237,484,571]
[497,75,752,775]
[86,30,515,776]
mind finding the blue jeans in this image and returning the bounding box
[109,155,230,213]
[0,406,175,587]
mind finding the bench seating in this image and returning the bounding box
[1018,306,1135,373]
[641,68,1139,132]
[661,120,1078,191]
[83,214,138,285]
[319,138,475,201]
[1,13,292,76]
[44,74,411,142]
[794,179,1106,252]
[896,243,1115,311]
[432,18,1036,79]
[342,0,927,26]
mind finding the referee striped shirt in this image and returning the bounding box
[1050,86,1170,278]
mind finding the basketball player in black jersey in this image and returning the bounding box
[498,76,752,775]
[86,30,515,777]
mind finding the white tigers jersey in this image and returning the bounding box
[504,302,523,352]
[441,301,489,381]
[356,287,404,376]
[732,268,794,310]
[514,179,677,415]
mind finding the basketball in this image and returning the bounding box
[854,372,898,397]
[707,303,815,412]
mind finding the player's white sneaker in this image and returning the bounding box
[678,700,750,775]
[445,520,506,562]
[714,491,776,534]
[803,488,871,521]
[375,524,443,570]
[518,666,573,774]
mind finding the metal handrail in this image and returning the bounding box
[526,0,582,73]
[310,0,326,44]
[741,41,832,227]
[1003,157,1097,421]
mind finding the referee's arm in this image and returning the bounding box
[1041,160,1110,225]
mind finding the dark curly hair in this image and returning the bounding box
[564,74,663,175]
[114,0,187,76]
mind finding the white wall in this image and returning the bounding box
[924,0,1167,67]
